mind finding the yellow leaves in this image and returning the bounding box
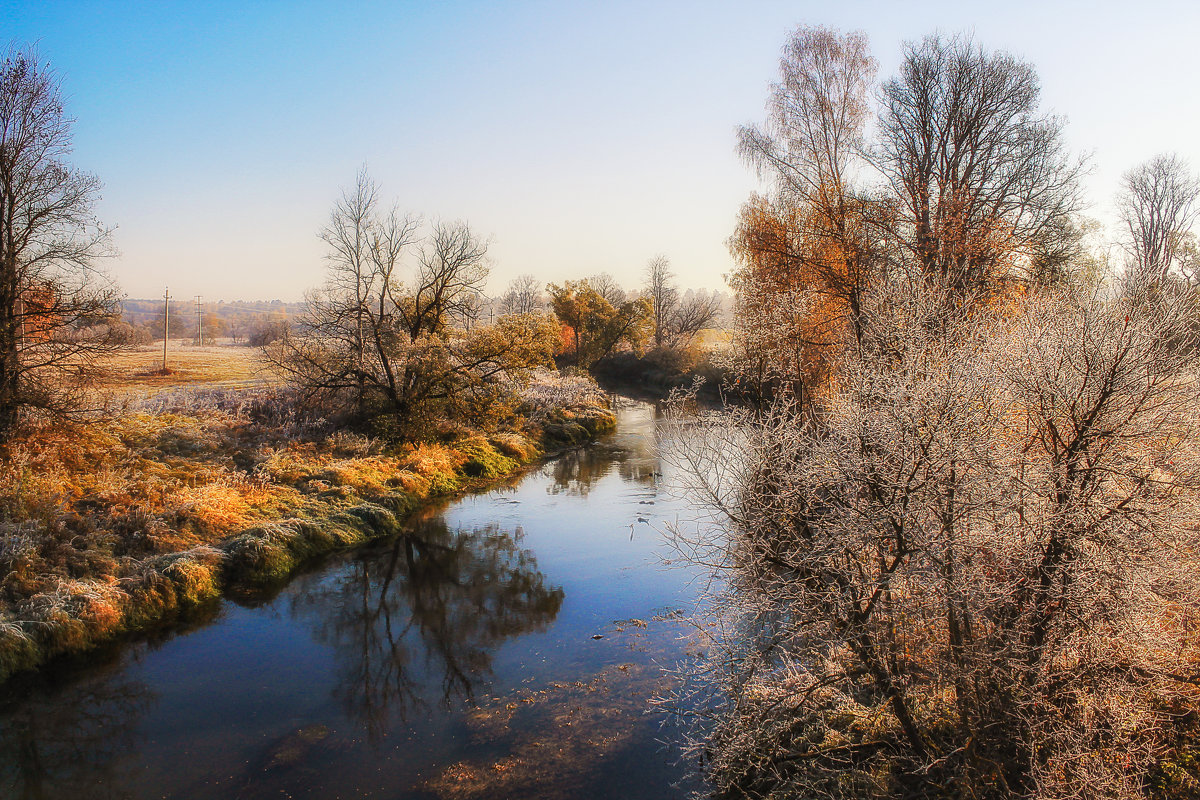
[547,281,651,366]
[728,191,877,404]
[173,481,271,533]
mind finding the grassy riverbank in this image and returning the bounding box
[0,355,615,684]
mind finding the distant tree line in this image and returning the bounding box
[113,276,729,362]
[115,298,304,346]
[259,169,730,438]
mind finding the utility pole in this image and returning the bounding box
[194,295,203,346]
[162,287,170,371]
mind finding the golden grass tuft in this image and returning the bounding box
[488,432,541,463]
[405,442,464,477]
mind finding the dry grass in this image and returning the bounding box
[95,343,275,393]
[0,367,616,684]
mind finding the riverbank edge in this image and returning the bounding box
[0,405,617,686]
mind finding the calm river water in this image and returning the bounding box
[0,399,704,799]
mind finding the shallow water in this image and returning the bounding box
[0,399,703,800]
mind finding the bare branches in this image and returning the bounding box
[273,173,554,439]
[876,33,1087,299]
[682,22,1200,799]
[499,273,543,316]
[0,44,121,433]
[587,271,627,307]
[644,255,720,350]
[738,26,876,207]
[1117,153,1200,284]
[666,276,1200,798]
[405,220,489,339]
[318,169,420,379]
[645,255,677,350]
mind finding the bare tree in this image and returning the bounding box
[643,255,720,350]
[669,288,721,349]
[588,272,628,307]
[645,255,678,349]
[0,45,123,434]
[738,25,875,212]
[448,290,487,331]
[400,220,490,340]
[876,33,1087,300]
[318,167,382,378]
[272,176,556,438]
[1117,153,1200,283]
[500,273,542,316]
[309,170,420,412]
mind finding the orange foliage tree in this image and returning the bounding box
[728,28,1086,409]
[729,26,879,408]
[728,191,885,407]
[547,279,652,369]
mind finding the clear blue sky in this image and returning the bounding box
[4,0,1199,300]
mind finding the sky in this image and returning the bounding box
[4,0,1200,301]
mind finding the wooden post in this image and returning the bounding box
[194,295,202,346]
[163,287,169,370]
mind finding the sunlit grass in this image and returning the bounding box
[0,365,615,683]
[96,342,275,392]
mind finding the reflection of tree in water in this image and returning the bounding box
[542,400,673,497]
[548,446,616,496]
[548,435,664,497]
[0,667,153,800]
[289,517,564,739]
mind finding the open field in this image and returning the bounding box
[96,342,276,393]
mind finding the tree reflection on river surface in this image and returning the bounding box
[0,399,697,800]
[0,663,153,800]
[288,517,563,739]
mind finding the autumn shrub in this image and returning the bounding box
[488,432,539,462]
[666,280,1200,800]
[453,435,519,479]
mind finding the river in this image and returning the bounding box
[0,399,703,799]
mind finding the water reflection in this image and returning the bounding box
[0,666,153,800]
[548,447,619,496]
[288,516,564,739]
[0,400,696,800]
[549,402,667,497]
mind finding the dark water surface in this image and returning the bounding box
[0,400,703,799]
